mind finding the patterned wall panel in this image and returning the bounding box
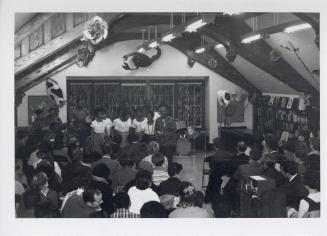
[73,13,89,26]
[29,26,43,51]
[51,13,66,39]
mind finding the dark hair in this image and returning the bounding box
[284,141,296,153]
[151,152,165,167]
[71,166,92,189]
[135,170,152,190]
[93,163,111,179]
[119,109,129,119]
[193,191,205,208]
[265,134,278,151]
[95,107,105,116]
[298,130,310,140]
[178,182,197,207]
[35,109,44,116]
[111,143,121,160]
[36,159,55,179]
[67,143,82,163]
[82,185,102,203]
[237,141,247,153]
[281,160,298,175]
[127,133,139,144]
[139,143,148,153]
[113,192,131,209]
[34,200,60,218]
[303,171,320,191]
[146,110,154,118]
[23,189,41,209]
[101,143,112,154]
[168,162,183,177]
[140,201,168,218]
[118,152,135,167]
[38,141,51,154]
[249,146,262,162]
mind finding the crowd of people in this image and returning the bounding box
[15,100,320,218]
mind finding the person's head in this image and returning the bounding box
[82,186,103,208]
[118,152,135,168]
[280,160,298,179]
[49,107,59,117]
[148,141,160,154]
[135,108,144,120]
[113,192,131,209]
[93,163,111,179]
[68,143,83,163]
[71,165,92,189]
[298,130,309,142]
[127,133,139,145]
[309,137,320,152]
[23,189,41,209]
[140,201,168,218]
[95,107,106,120]
[137,161,154,174]
[178,182,197,207]
[16,129,29,145]
[283,141,296,154]
[158,103,169,119]
[146,110,154,122]
[264,134,278,152]
[135,170,152,190]
[213,137,224,150]
[249,146,262,163]
[76,99,85,109]
[237,141,247,153]
[139,143,148,154]
[37,141,51,159]
[119,109,129,122]
[303,171,320,191]
[294,151,306,164]
[168,162,183,177]
[151,152,165,167]
[49,121,61,134]
[193,191,205,208]
[34,200,60,218]
[35,109,45,118]
[31,171,48,192]
[36,159,55,179]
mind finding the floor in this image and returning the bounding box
[172,150,215,191]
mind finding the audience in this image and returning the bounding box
[140,201,168,218]
[158,162,183,196]
[151,152,169,186]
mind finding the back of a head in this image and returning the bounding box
[193,191,205,208]
[68,143,82,163]
[249,146,262,162]
[140,201,168,218]
[82,185,101,203]
[38,141,51,155]
[118,151,135,168]
[237,141,247,153]
[281,160,298,176]
[213,137,224,150]
[178,182,196,207]
[71,165,92,189]
[137,161,154,174]
[148,141,160,154]
[303,171,320,191]
[168,162,183,177]
[135,170,152,190]
[113,192,131,209]
[151,152,165,167]
[31,171,48,190]
[36,159,55,178]
[101,143,112,155]
[93,163,111,179]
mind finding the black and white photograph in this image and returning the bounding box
[1,0,326,235]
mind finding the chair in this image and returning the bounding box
[201,157,211,189]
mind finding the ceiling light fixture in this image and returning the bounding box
[284,23,312,33]
[138,48,145,53]
[185,19,207,32]
[149,41,159,48]
[162,33,176,42]
[241,34,262,44]
[215,44,224,49]
[195,47,206,54]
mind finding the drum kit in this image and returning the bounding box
[175,120,208,156]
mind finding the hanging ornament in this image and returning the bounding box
[46,78,65,108]
[75,41,95,67]
[122,47,162,70]
[217,90,231,106]
[208,57,218,69]
[270,48,282,63]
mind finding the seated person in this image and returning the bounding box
[111,152,137,193]
[263,160,287,188]
[111,192,140,218]
[280,160,309,213]
[131,108,148,135]
[34,200,60,218]
[233,146,264,181]
[140,201,168,218]
[232,141,249,167]
[294,151,307,176]
[158,162,183,196]
[91,143,121,176]
[91,163,114,215]
[142,141,168,170]
[169,182,212,218]
[36,159,62,193]
[127,170,160,214]
[17,189,41,218]
[151,152,169,186]
[295,130,310,154]
[298,171,320,218]
[260,134,283,165]
[306,137,320,172]
[113,110,132,148]
[61,185,104,218]
[283,141,296,161]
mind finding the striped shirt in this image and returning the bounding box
[110,208,140,218]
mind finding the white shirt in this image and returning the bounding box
[298,192,320,218]
[127,186,160,214]
[144,121,156,135]
[113,118,132,133]
[91,118,112,134]
[28,150,62,178]
[132,118,148,133]
[142,155,168,171]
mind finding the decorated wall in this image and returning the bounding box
[17,40,253,142]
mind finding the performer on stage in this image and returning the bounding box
[154,104,177,165]
[113,109,132,148]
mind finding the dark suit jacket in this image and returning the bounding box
[282,174,309,210]
[233,162,264,180]
[158,177,182,196]
[263,167,287,188]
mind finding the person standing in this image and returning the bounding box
[154,104,177,166]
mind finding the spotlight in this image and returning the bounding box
[195,47,206,54]
[162,34,176,42]
[215,44,224,49]
[185,19,207,32]
[149,41,159,48]
[284,23,311,33]
[241,34,261,44]
[138,48,145,53]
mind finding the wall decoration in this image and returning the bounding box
[73,13,89,26]
[217,90,231,107]
[270,48,282,63]
[29,26,43,51]
[51,13,66,39]
[122,47,161,70]
[75,41,95,67]
[217,100,244,123]
[207,57,218,69]
[46,78,65,107]
[82,16,108,45]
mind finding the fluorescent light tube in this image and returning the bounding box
[284,23,311,33]
[149,41,159,48]
[215,44,224,49]
[241,34,261,44]
[195,47,206,54]
[162,34,176,42]
[185,19,207,32]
